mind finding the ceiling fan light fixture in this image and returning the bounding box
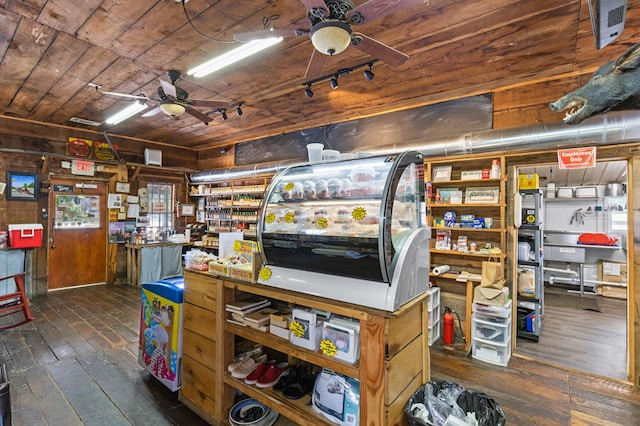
[105,100,148,125]
[187,37,283,78]
[310,20,352,56]
[159,102,186,117]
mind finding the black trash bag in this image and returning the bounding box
[406,380,506,426]
[457,390,506,426]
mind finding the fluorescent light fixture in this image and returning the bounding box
[105,101,148,125]
[187,37,283,78]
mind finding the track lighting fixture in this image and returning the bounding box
[304,84,314,98]
[363,62,374,81]
[301,59,379,97]
[206,104,242,121]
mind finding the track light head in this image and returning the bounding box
[364,63,374,81]
[236,105,243,116]
[221,110,228,120]
[304,84,314,98]
[329,76,339,89]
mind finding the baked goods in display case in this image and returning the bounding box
[257,151,430,311]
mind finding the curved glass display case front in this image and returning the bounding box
[258,151,425,283]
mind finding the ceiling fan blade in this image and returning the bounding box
[351,33,409,67]
[141,106,162,117]
[301,0,329,18]
[234,28,308,42]
[189,100,231,109]
[305,49,329,79]
[184,105,213,125]
[348,0,427,25]
[159,79,178,99]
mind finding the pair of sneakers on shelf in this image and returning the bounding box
[228,346,289,388]
[243,357,289,388]
[228,346,264,375]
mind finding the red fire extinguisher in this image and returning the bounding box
[443,307,455,344]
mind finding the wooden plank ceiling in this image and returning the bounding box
[1,0,640,153]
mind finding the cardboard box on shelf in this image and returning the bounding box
[599,261,627,284]
[518,173,539,190]
[598,284,627,299]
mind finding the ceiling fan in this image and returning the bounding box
[92,70,233,125]
[233,0,426,79]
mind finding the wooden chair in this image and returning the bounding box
[0,273,33,330]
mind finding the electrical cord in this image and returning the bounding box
[180,0,279,44]
[448,307,466,344]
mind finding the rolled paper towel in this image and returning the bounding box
[432,265,451,275]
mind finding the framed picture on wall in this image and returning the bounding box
[6,172,38,201]
[181,204,195,216]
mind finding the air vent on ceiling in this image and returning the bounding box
[589,0,627,49]
[70,117,102,126]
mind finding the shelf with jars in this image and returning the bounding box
[425,155,507,353]
[188,176,271,242]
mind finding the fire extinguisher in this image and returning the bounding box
[442,307,465,345]
[443,307,455,344]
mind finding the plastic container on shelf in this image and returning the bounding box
[306,143,324,163]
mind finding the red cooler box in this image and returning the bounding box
[8,224,43,248]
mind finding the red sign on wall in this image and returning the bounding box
[557,147,597,169]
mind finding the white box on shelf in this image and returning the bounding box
[269,323,290,340]
[321,320,360,363]
[472,338,511,366]
[289,309,322,351]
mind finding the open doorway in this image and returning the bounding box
[514,160,629,381]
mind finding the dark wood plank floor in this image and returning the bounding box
[1,283,639,425]
[515,287,628,381]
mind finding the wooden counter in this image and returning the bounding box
[180,269,431,425]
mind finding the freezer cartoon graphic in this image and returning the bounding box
[138,285,183,390]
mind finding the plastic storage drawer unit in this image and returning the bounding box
[472,338,511,366]
[472,313,512,345]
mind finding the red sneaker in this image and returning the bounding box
[244,360,275,385]
[256,362,289,388]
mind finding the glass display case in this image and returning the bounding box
[257,151,430,311]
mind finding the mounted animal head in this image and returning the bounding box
[550,43,640,124]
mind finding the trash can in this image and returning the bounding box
[406,380,505,426]
[0,364,11,426]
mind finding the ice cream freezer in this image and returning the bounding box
[138,277,184,391]
[257,151,430,311]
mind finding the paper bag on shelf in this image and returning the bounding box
[474,286,509,306]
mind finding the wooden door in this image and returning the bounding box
[47,178,107,290]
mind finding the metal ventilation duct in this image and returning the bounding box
[190,111,640,182]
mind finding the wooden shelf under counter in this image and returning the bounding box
[181,270,431,425]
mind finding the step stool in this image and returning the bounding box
[0,273,33,330]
